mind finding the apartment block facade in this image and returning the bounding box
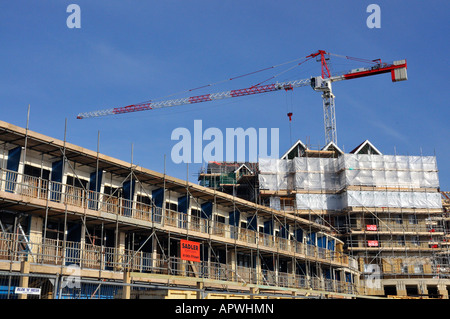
[0,121,361,299]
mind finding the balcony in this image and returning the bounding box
[347,239,446,251]
[0,231,359,295]
[0,168,357,271]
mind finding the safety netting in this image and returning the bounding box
[259,154,442,210]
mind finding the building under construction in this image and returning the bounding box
[0,114,447,300]
[0,120,366,299]
[199,140,450,298]
[198,162,259,202]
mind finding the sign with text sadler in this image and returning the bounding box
[180,239,201,262]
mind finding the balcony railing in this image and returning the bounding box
[349,223,445,233]
[0,231,358,294]
[346,239,448,251]
[0,168,356,270]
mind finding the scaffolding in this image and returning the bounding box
[0,119,363,299]
[258,143,450,296]
[198,161,259,202]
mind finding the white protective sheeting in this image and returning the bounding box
[345,191,442,209]
[296,191,442,210]
[341,154,439,188]
[259,154,440,191]
[258,158,294,190]
[295,193,344,210]
[293,157,341,190]
[269,196,281,210]
[260,154,441,211]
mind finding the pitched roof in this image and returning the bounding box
[234,163,254,174]
[280,139,307,159]
[206,161,257,174]
[321,141,344,155]
[350,140,382,155]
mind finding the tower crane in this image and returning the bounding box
[76,50,407,145]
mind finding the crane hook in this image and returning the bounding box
[287,112,293,122]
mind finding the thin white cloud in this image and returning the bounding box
[370,120,409,144]
[90,42,151,80]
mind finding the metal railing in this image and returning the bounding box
[347,239,446,250]
[0,232,358,295]
[0,168,356,270]
[339,221,445,233]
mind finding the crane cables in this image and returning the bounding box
[139,54,315,105]
[77,54,318,119]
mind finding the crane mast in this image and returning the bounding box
[76,50,407,146]
[323,89,337,145]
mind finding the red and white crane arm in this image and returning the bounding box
[76,50,407,137]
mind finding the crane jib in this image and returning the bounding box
[75,54,406,120]
[230,83,279,97]
[110,83,285,116]
[113,103,152,114]
[189,94,212,103]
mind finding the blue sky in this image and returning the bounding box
[0,1,449,190]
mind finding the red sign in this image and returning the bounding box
[367,240,379,247]
[366,224,377,231]
[180,239,201,262]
